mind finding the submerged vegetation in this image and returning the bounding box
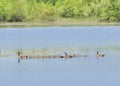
[0,0,120,22]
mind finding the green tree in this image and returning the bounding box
[0,0,13,21]
[9,0,28,22]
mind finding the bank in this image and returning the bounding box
[0,19,120,27]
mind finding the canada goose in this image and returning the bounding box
[20,55,28,59]
[17,51,29,62]
[64,52,76,58]
[17,51,22,57]
[97,51,105,58]
[17,51,22,62]
[59,55,64,58]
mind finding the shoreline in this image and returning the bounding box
[0,20,120,27]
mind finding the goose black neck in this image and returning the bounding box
[97,51,99,55]
[64,52,67,56]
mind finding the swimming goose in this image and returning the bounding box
[64,52,76,58]
[96,51,105,58]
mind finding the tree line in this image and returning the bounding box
[0,0,119,22]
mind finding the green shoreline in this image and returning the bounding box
[0,20,120,27]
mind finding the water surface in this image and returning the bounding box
[0,26,120,86]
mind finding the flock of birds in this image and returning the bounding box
[17,51,105,62]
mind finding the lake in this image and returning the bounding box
[0,26,120,86]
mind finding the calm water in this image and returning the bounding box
[0,26,120,86]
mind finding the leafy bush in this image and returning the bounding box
[9,0,28,22]
[40,7,57,21]
[59,0,75,18]
[0,0,13,21]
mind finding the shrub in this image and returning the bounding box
[0,0,13,21]
[59,0,75,18]
[40,7,57,21]
[9,0,28,22]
